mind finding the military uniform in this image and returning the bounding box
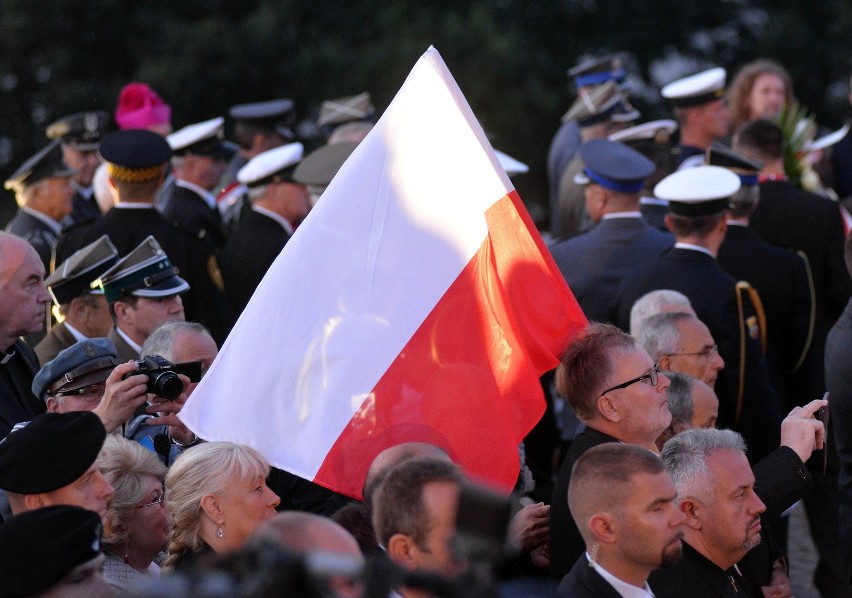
[162,182,227,249]
[5,208,61,273]
[219,206,291,317]
[34,321,78,366]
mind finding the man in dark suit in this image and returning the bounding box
[550,138,672,323]
[35,235,118,365]
[163,117,233,249]
[219,142,310,317]
[613,166,782,463]
[559,443,685,597]
[56,130,233,345]
[712,144,812,412]
[651,429,764,597]
[549,323,673,580]
[0,232,51,439]
[4,141,77,273]
[45,110,112,226]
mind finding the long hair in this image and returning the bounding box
[727,59,794,132]
[163,441,270,570]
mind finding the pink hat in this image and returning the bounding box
[114,82,172,130]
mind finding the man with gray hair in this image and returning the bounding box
[650,428,764,596]
[629,289,694,338]
[637,312,725,388]
[655,373,718,450]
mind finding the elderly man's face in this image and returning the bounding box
[0,238,51,344]
[667,318,725,386]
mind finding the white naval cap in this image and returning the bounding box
[237,142,305,188]
[608,119,678,143]
[654,165,740,217]
[495,150,529,177]
[167,116,227,155]
[661,67,726,109]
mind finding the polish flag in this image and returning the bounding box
[179,47,587,499]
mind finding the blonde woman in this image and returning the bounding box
[727,59,795,133]
[97,435,169,591]
[164,441,281,570]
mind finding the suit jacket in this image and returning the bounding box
[162,183,227,250]
[109,327,140,363]
[825,299,852,583]
[650,541,752,597]
[613,247,782,462]
[751,180,852,399]
[550,217,673,323]
[5,209,59,273]
[218,208,291,318]
[34,321,77,365]
[550,427,618,580]
[0,340,45,439]
[57,205,234,345]
[717,224,812,410]
[557,557,624,598]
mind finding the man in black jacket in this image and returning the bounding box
[560,443,685,597]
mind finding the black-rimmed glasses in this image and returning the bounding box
[599,364,660,396]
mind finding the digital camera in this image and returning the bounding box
[122,355,202,399]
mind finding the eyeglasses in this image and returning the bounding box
[52,383,104,401]
[599,364,660,396]
[662,345,719,359]
[136,490,166,509]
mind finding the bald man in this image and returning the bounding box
[560,443,686,597]
[0,232,52,438]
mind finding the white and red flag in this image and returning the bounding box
[180,47,587,499]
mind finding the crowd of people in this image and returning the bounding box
[0,51,850,597]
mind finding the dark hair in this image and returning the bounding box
[734,119,785,162]
[666,212,724,238]
[371,457,461,548]
[555,323,635,420]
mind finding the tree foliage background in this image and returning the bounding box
[1,0,851,226]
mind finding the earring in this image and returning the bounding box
[124,541,130,564]
[216,525,224,539]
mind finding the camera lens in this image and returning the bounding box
[152,371,184,399]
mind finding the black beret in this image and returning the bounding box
[0,505,102,597]
[0,412,107,494]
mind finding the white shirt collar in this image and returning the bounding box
[602,211,643,220]
[115,326,142,355]
[113,202,157,209]
[20,206,63,234]
[252,204,295,236]
[726,221,747,227]
[71,180,94,200]
[176,179,217,210]
[674,242,715,258]
[589,554,655,598]
[63,321,88,343]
